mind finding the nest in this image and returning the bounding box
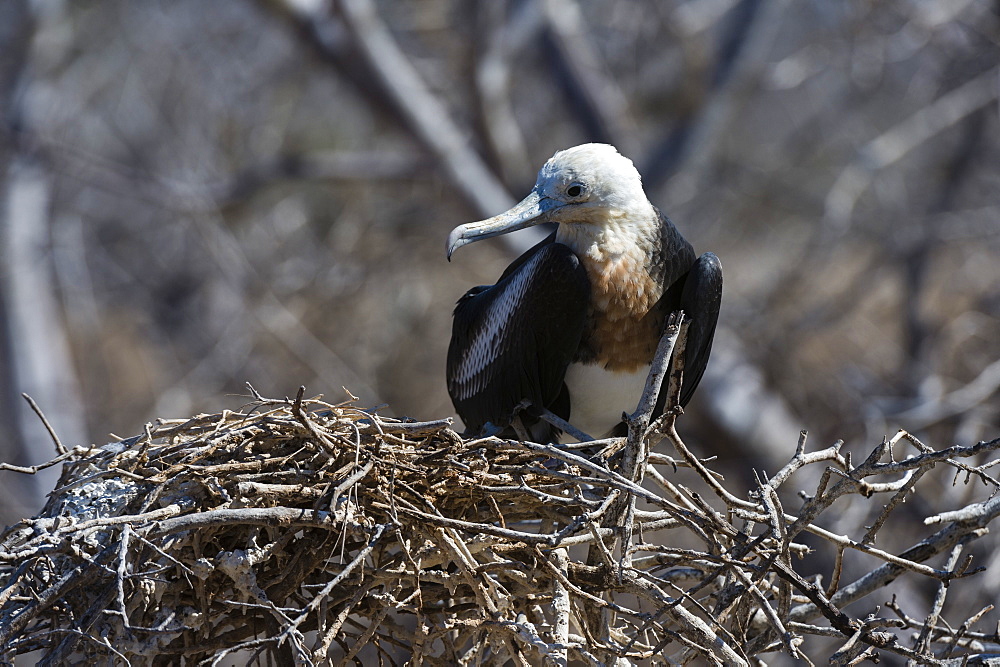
[1,380,1000,665]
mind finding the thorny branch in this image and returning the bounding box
[0,341,999,663]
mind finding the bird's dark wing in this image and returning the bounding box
[678,252,723,407]
[447,241,590,435]
[652,208,697,290]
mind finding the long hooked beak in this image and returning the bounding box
[446,190,560,260]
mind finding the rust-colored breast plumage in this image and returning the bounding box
[579,251,665,372]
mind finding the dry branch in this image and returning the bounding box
[1,363,999,662]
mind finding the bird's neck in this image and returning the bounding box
[554,202,659,261]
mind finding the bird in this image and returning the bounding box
[445,143,722,442]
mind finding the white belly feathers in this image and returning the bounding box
[562,362,650,440]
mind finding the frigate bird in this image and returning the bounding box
[446,143,722,442]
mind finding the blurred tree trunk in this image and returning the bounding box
[0,0,86,522]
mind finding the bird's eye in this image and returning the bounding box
[566,184,584,198]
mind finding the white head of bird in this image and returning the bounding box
[447,143,658,260]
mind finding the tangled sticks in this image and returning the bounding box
[1,327,1000,664]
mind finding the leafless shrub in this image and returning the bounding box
[1,328,999,664]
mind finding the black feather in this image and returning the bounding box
[446,236,589,437]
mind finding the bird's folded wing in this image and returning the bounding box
[447,242,590,433]
[678,252,723,407]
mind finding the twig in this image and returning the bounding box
[21,394,67,455]
[551,547,571,667]
[915,542,966,654]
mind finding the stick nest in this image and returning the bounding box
[1,386,999,665]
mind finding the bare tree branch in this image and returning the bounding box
[0,376,996,663]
